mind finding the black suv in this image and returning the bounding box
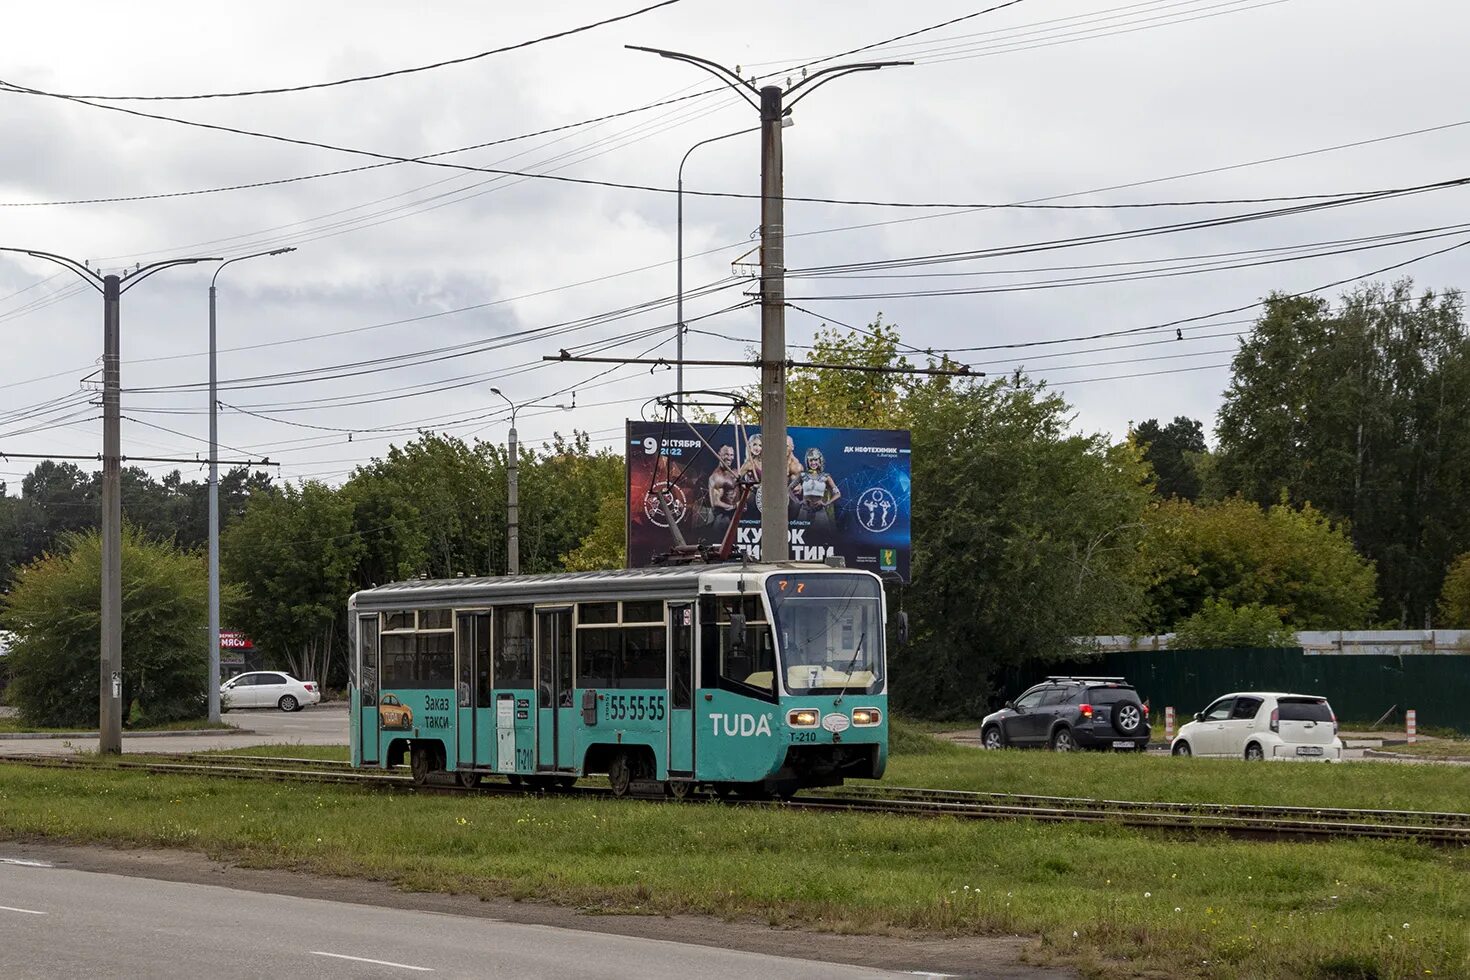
[981,676,1150,752]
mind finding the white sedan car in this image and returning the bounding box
[221,671,321,712]
[1171,692,1343,761]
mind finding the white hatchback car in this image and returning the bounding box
[221,671,321,712]
[1171,692,1343,761]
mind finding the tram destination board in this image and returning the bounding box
[625,421,911,582]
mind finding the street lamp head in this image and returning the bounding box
[781,114,795,129]
[490,387,502,395]
[267,248,296,257]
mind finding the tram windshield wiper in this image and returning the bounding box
[833,631,867,706]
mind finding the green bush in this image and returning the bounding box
[1170,597,1296,649]
[0,527,208,727]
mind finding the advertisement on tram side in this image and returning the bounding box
[624,421,911,582]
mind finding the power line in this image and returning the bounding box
[29,1,686,102]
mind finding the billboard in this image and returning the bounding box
[625,421,911,581]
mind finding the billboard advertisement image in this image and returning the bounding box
[625,421,911,582]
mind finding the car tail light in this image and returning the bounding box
[1079,704,1093,721]
[304,683,316,692]
[1269,708,1279,733]
[1329,706,1338,735]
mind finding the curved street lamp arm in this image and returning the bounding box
[212,246,296,288]
[626,44,762,112]
[784,61,911,111]
[120,256,222,293]
[679,124,760,181]
[0,247,103,291]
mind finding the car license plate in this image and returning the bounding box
[1296,745,1324,756]
[1112,741,1135,749]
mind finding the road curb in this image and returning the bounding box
[1363,748,1470,763]
[0,728,253,741]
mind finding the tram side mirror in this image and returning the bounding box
[896,611,910,647]
[728,613,747,653]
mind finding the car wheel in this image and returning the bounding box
[1050,727,1076,752]
[278,695,298,712]
[1244,742,1265,761]
[608,752,632,798]
[1112,701,1143,735]
[982,725,1006,750]
[1172,740,1192,757]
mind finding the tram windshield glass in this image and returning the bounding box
[766,573,883,696]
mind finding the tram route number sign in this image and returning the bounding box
[603,692,666,723]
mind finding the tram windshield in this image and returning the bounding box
[766,573,883,696]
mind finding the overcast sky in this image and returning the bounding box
[3,0,1468,492]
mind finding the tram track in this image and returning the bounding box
[4,753,1468,844]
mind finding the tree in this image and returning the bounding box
[562,493,627,571]
[1170,598,1295,649]
[1440,552,1470,628]
[1215,280,1470,625]
[223,482,362,688]
[1139,497,1378,632]
[1134,416,1207,500]
[0,527,209,727]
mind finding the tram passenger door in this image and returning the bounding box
[357,614,380,766]
[536,607,574,771]
[668,602,695,776]
[455,612,491,771]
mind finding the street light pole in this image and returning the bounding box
[207,247,294,724]
[0,247,220,753]
[676,124,761,419]
[489,388,522,576]
[629,46,908,563]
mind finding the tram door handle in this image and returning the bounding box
[582,689,599,726]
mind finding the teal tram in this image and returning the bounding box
[348,563,889,797]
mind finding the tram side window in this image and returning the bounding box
[496,605,535,689]
[381,634,415,687]
[619,625,666,688]
[417,632,454,686]
[576,626,618,688]
[699,595,775,697]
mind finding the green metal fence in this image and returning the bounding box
[1033,649,1470,734]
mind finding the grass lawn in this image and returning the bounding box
[874,724,1470,814]
[1376,740,1470,762]
[0,760,1465,979]
[0,717,237,735]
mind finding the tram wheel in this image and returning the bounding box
[457,770,482,790]
[665,780,694,801]
[608,753,632,798]
[555,776,576,790]
[506,774,524,788]
[409,745,434,787]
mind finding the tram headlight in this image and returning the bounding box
[851,708,882,727]
[787,708,820,728]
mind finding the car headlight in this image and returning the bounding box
[851,708,882,727]
[787,709,819,728]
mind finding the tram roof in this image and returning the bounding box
[349,562,867,609]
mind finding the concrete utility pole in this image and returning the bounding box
[628,47,907,562]
[489,389,573,575]
[207,248,293,724]
[0,248,219,754]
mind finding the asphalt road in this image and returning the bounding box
[0,860,911,980]
[0,702,349,756]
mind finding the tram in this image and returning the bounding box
[347,563,890,797]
